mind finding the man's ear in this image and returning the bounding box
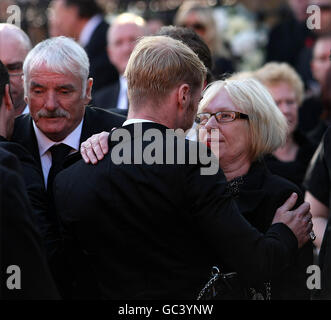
[85,78,93,101]
[4,84,14,112]
[177,83,190,110]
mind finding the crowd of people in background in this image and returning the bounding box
[0,0,331,300]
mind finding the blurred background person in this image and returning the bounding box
[307,66,331,145]
[196,78,312,299]
[174,1,234,79]
[266,0,312,68]
[93,12,146,114]
[298,36,331,134]
[255,62,316,191]
[48,0,118,93]
[295,0,331,91]
[0,23,32,116]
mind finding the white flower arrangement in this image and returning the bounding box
[214,5,267,71]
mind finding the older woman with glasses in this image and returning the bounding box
[196,78,313,299]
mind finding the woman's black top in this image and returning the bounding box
[264,129,317,191]
[229,160,313,299]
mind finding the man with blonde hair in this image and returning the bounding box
[54,35,313,299]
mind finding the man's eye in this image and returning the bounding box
[33,89,43,94]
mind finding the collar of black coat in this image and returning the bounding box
[227,160,269,217]
[108,122,172,148]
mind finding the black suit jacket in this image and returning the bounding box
[11,106,125,270]
[0,148,59,299]
[92,81,129,117]
[84,20,118,93]
[0,137,47,237]
[93,80,120,110]
[54,122,298,299]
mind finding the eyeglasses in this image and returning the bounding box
[195,111,249,125]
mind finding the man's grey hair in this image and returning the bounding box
[23,36,90,97]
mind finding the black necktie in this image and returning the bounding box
[47,143,72,193]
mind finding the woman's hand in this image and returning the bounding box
[80,131,110,164]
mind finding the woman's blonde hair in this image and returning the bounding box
[254,62,304,105]
[198,78,288,160]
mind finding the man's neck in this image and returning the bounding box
[127,108,174,129]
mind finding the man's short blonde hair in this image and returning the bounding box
[198,78,288,160]
[254,62,304,105]
[124,35,207,107]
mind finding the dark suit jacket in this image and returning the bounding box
[0,137,47,237]
[92,81,129,117]
[54,122,298,299]
[11,106,125,274]
[84,20,118,93]
[0,148,59,299]
[93,80,120,110]
[230,160,313,299]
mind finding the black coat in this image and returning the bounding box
[304,126,331,299]
[54,122,298,299]
[0,148,59,299]
[229,160,313,299]
[0,137,47,237]
[84,20,118,93]
[11,106,125,284]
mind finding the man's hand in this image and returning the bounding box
[80,131,110,164]
[272,193,314,248]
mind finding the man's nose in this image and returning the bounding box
[44,91,59,110]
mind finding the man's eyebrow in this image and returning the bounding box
[30,81,44,88]
[56,84,76,90]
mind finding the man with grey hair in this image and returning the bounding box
[54,35,313,299]
[11,37,125,283]
[0,23,32,116]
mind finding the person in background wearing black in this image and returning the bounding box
[48,0,118,93]
[298,35,331,134]
[255,62,316,191]
[93,12,147,114]
[304,126,331,299]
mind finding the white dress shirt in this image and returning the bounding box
[122,119,155,126]
[33,120,83,187]
[22,105,29,115]
[116,76,128,110]
[79,15,103,48]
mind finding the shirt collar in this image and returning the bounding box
[33,119,84,156]
[122,119,155,126]
[79,15,103,47]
